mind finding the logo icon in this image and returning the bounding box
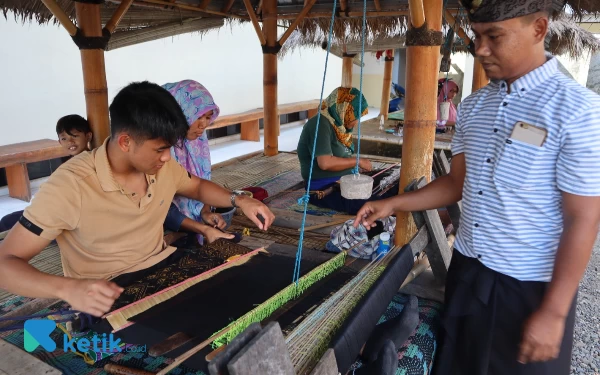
[24,319,57,352]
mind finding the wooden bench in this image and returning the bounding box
[210,99,320,142]
[0,139,70,202]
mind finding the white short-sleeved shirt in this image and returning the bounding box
[451,55,600,282]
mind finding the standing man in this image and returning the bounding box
[354,1,600,374]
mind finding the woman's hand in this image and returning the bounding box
[359,158,373,172]
[201,209,227,230]
[202,226,235,244]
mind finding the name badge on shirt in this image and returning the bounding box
[510,122,547,147]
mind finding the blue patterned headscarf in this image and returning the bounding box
[162,80,220,242]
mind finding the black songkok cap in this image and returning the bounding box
[460,0,559,23]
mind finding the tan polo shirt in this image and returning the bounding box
[22,138,194,280]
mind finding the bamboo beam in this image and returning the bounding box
[373,0,381,11]
[242,0,267,45]
[341,54,355,88]
[278,0,317,45]
[395,0,442,246]
[201,0,212,9]
[105,0,135,34]
[380,51,394,120]
[408,0,425,28]
[263,0,279,156]
[75,2,111,148]
[40,0,78,36]
[222,0,236,13]
[340,0,347,12]
[276,10,409,19]
[443,9,471,45]
[472,59,489,91]
[135,0,247,19]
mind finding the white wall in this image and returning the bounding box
[0,19,342,146]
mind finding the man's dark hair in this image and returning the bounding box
[56,115,92,137]
[109,81,188,146]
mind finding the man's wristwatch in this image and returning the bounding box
[230,190,245,208]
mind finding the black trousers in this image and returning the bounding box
[432,251,576,375]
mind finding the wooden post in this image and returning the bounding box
[395,0,443,246]
[75,2,110,149]
[5,164,31,202]
[240,119,260,142]
[341,54,355,88]
[380,51,394,119]
[262,0,279,156]
[472,59,489,92]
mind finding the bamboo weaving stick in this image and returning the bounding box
[298,218,350,232]
[155,326,235,375]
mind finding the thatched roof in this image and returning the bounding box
[1,0,598,52]
[280,14,600,60]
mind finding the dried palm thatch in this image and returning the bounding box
[0,0,598,52]
[546,16,600,58]
[281,12,600,60]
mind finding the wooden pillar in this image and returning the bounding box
[380,51,394,119]
[395,0,443,246]
[75,2,110,149]
[472,59,489,92]
[262,0,279,156]
[5,164,31,202]
[240,120,260,142]
[341,54,355,88]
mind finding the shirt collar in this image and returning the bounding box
[95,137,121,193]
[95,137,158,194]
[494,54,557,97]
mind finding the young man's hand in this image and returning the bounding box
[61,279,123,317]
[354,200,395,229]
[236,197,275,231]
[203,227,235,244]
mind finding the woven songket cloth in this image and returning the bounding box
[460,0,556,23]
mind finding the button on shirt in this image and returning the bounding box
[23,138,194,280]
[451,56,600,282]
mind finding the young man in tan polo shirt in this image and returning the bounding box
[0,81,275,318]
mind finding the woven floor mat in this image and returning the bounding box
[211,153,300,191]
[0,244,62,304]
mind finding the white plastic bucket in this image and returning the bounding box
[340,174,374,200]
[439,102,450,121]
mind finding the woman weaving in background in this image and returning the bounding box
[162,80,234,245]
[297,87,399,215]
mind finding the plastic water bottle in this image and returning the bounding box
[377,232,391,258]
